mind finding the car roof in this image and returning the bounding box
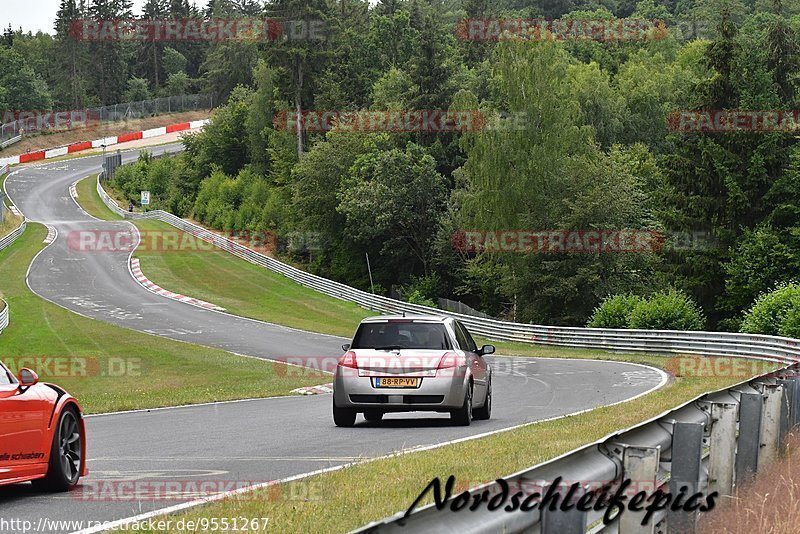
[360,315,453,324]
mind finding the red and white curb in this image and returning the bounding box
[291,383,334,395]
[43,225,57,244]
[8,204,21,217]
[69,181,79,199]
[130,257,225,311]
[0,118,210,167]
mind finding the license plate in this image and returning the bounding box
[373,377,419,388]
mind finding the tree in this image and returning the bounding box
[370,66,416,109]
[264,0,334,158]
[53,0,89,108]
[123,77,152,102]
[163,47,188,77]
[454,41,658,323]
[164,72,191,95]
[182,85,252,178]
[338,142,449,281]
[87,0,133,103]
[138,0,168,87]
[0,47,53,110]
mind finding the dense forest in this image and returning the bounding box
[6,0,800,331]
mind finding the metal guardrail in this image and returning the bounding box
[356,364,800,534]
[0,217,26,253]
[0,135,21,149]
[97,176,800,532]
[0,298,8,333]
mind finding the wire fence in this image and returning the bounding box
[0,94,214,143]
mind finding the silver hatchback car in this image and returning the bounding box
[333,315,494,427]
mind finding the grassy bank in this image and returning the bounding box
[0,224,327,414]
[78,175,371,338]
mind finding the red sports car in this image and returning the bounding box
[0,361,87,490]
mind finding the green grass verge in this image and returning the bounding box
[75,174,123,221]
[0,223,328,414]
[78,175,371,338]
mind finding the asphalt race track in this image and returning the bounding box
[1,149,667,533]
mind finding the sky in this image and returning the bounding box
[2,0,149,34]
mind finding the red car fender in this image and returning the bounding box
[50,392,88,477]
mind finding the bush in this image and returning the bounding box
[740,282,800,336]
[406,290,437,308]
[627,289,705,331]
[587,293,641,328]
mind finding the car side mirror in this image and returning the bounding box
[18,368,39,387]
[342,344,351,352]
[479,345,495,356]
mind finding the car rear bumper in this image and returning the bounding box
[333,371,469,411]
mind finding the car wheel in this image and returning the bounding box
[32,406,82,492]
[363,410,384,422]
[473,378,491,420]
[450,383,473,426]
[333,399,356,427]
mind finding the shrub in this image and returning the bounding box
[406,290,437,308]
[628,289,705,331]
[587,293,641,328]
[740,282,800,336]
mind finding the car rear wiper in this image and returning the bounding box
[372,345,404,351]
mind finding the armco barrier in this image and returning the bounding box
[0,298,8,333]
[97,176,800,532]
[355,363,800,533]
[0,216,26,253]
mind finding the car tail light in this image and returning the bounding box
[437,352,466,369]
[339,351,358,369]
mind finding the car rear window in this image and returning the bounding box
[351,322,451,350]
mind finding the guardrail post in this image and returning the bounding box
[708,402,737,497]
[735,392,762,484]
[541,482,587,534]
[619,446,660,534]
[759,384,784,469]
[777,378,793,447]
[793,377,800,428]
[668,421,704,533]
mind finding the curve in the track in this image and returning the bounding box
[1,149,668,533]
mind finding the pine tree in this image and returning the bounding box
[54,0,89,107]
[87,0,134,103]
[138,0,169,88]
[264,0,333,158]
